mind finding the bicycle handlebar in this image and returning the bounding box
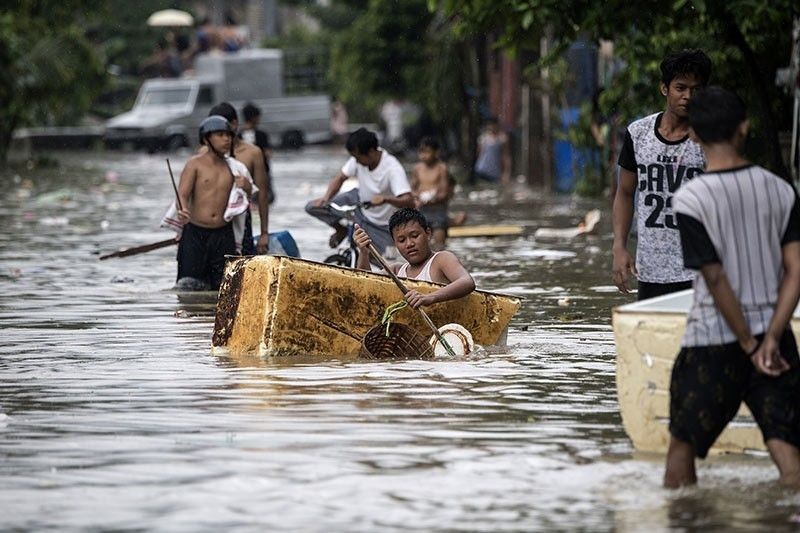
[327,201,372,215]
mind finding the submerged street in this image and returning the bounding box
[1,147,799,530]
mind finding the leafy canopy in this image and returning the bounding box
[433,0,796,171]
[0,1,107,161]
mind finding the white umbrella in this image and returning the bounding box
[147,9,194,27]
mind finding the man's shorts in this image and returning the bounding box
[669,329,800,458]
[637,279,693,301]
[420,204,448,231]
[177,222,236,290]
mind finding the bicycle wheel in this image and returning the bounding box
[323,252,350,266]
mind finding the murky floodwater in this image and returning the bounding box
[2,147,799,531]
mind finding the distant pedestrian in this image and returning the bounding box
[221,12,245,52]
[380,98,404,147]
[241,102,275,205]
[664,86,800,488]
[612,49,712,300]
[472,117,511,185]
[330,98,349,144]
[411,137,450,249]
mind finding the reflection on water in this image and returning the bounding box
[1,148,799,530]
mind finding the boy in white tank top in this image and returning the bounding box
[354,208,475,309]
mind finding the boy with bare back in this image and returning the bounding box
[174,115,253,290]
[411,137,449,249]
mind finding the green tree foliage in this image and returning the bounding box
[329,0,431,114]
[0,1,107,162]
[282,0,469,144]
[434,0,798,176]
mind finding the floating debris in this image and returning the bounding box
[39,216,70,227]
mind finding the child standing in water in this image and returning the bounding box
[411,137,450,249]
[473,117,511,185]
[665,87,800,488]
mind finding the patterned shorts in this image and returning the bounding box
[669,329,800,458]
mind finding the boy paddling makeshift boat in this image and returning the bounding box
[664,87,800,488]
[354,208,475,308]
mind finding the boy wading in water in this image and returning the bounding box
[665,87,800,488]
[411,137,450,250]
[240,102,276,205]
[174,116,254,290]
[613,49,711,300]
[353,208,475,308]
[207,102,270,255]
[473,117,511,185]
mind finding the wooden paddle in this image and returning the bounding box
[99,159,183,261]
[366,244,457,357]
[166,158,183,211]
[99,237,178,260]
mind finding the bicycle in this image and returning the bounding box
[323,201,371,268]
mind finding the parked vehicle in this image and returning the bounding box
[104,49,331,152]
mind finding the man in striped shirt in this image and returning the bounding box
[665,87,800,488]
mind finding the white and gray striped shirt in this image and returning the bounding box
[673,164,800,347]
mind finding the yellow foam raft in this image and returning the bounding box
[212,255,521,358]
[613,290,800,455]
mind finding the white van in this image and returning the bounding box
[104,49,331,151]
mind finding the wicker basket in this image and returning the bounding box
[359,323,434,360]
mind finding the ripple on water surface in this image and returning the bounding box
[1,150,798,531]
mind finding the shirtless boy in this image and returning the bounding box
[354,208,475,308]
[175,116,251,289]
[207,102,269,254]
[411,137,449,249]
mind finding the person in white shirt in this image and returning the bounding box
[305,128,414,256]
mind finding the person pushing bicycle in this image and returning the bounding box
[305,128,414,258]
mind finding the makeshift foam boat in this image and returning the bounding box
[613,290,800,455]
[212,255,521,358]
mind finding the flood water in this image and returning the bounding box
[2,146,799,531]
